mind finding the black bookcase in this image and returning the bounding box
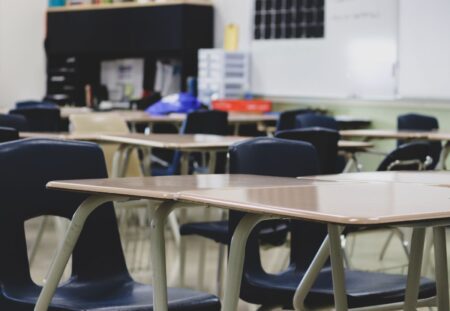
[45,4,214,106]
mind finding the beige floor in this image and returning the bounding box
[26,215,442,310]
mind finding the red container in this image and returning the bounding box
[212,99,272,113]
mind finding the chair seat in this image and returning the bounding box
[5,277,220,311]
[180,220,289,246]
[241,267,436,309]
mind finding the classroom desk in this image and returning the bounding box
[300,171,450,185]
[36,173,450,311]
[340,129,450,169]
[98,133,249,176]
[98,133,373,175]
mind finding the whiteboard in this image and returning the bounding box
[251,0,399,99]
[398,0,450,99]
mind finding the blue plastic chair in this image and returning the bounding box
[0,127,19,143]
[275,127,340,174]
[378,141,432,171]
[0,113,29,131]
[152,110,229,176]
[295,113,338,130]
[229,140,436,309]
[9,107,61,132]
[0,139,220,311]
[16,100,59,109]
[397,113,441,169]
[179,138,317,290]
[275,109,313,131]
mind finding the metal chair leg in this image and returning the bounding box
[28,216,50,266]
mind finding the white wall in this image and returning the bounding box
[0,0,47,109]
[212,0,450,100]
[398,0,450,99]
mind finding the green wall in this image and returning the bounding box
[272,98,450,170]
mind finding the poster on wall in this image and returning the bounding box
[101,58,144,102]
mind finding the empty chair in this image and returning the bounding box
[295,113,338,130]
[227,139,436,310]
[0,113,29,131]
[9,107,61,132]
[179,137,316,290]
[0,127,19,143]
[0,138,220,311]
[275,109,312,131]
[153,110,229,176]
[275,127,340,174]
[397,113,441,169]
[378,141,432,171]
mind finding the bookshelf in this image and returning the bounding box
[45,2,213,105]
[47,0,212,12]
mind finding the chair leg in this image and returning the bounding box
[28,216,50,266]
[216,243,226,296]
[433,226,449,310]
[197,236,207,290]
[179,235,187,287]
[403,227,426,311]
[379,228,409,261]
[421,228,435,277]
[222,214,274,311]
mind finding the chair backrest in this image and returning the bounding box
[69,113,142,177]
[180,110,229,135]
[295,113,338,130]
[275,127,340,174]
[0,127,19,143]
[377,142,432,171]
[169,110,229,174]
[228,137,325,291]
[9,107,61,132]
[0,139,129,290]
[276,109,312,131]
[15,100,59,110]
[0,113,29,131]
[397,113,441,169]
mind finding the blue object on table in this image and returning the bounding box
[0,113,29,131]
[397,113,441,169]
[146,93,201,116]
[275,127,340,174]
[0,138,221,311]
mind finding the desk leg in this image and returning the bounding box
[328,224,348,311]
[180,152,190,175]
[112,144,128,178]
[150,201,177,311]
[222,214,274,311]
[208,151,217,174]
[434,226,449,310]
[403,227,426,311]
[438,141,450,170]
[34,195,122,311]
[293,235,331,311]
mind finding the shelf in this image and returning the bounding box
[47,0,212,12]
